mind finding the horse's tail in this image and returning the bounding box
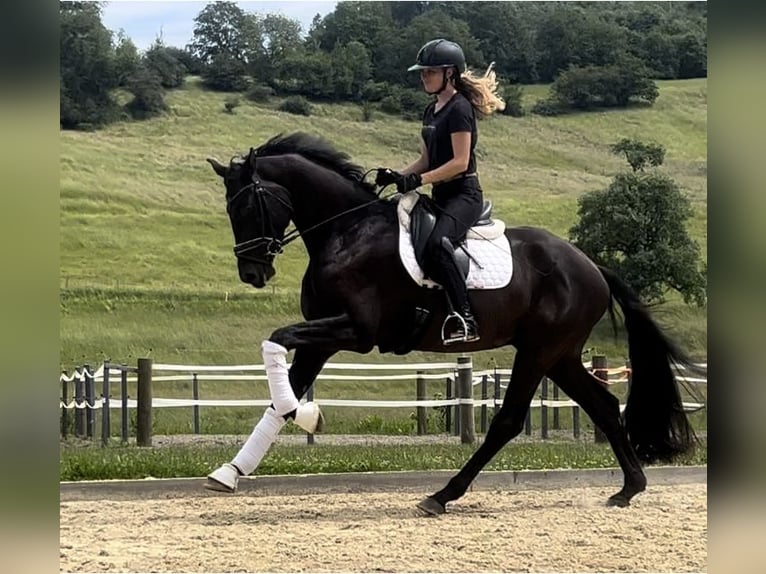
[597,265,698,463]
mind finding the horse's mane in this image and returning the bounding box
[255,132,377,194]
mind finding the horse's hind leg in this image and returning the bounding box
[417,350,551,515]
[547,357,646,507]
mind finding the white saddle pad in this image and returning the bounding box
[396,192,513,290]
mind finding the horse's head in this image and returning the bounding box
[207,149,292,288]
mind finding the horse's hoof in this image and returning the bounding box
[204,477,236,493]
[416,497,445,516]
[607,494,630,508]
[204,463,238,493]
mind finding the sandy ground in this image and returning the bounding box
[60,482,706,573]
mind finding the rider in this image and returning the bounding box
[376,39,505,344]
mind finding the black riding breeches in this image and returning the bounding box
[421,180,483,309]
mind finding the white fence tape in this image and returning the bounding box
[60,361,707,412]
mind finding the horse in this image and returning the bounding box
[206,132,697,514]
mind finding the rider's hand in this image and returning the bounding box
[375,167,400,187]
[395,172,423,194]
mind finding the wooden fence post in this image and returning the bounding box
[74,368,85,438]
[137,358,153,447]
[592,355,609,443]
[192,373,200,435]
[101,362,111,446]
[84,364,95,439]
[573,404,580,439]
[493,370,501,418]
[445,377,453,435]
[541,377,549,439]
[306,384,315,445]
[416,371,427,435]
[457,356,475,444]
[120,364,129,444]
[61,373,69,439]
[480,374,488,433]
[553,382,560,430]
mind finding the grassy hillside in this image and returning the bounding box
[60,77,707,373]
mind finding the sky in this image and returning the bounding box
[100,1,339,50]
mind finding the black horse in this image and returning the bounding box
[207,132,697,513]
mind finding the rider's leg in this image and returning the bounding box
[424,194,482,341]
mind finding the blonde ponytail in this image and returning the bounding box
[456,62,506,117]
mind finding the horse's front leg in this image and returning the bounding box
[263,314,371,432]
[205,315,363,493]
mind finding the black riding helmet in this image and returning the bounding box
[408,39,466,74]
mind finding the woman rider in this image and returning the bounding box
[376,39,505,344]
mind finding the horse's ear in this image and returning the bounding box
[247,147,257,171]
[206,157,227,178]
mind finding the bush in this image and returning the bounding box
[125,66,168,120]
[361,100,374,122]
[279,95,312,116]
[201,54,250,92]
[500,84,525,117]
[144,44,187,89]
[223,96,240,114]
[246,84,274,103]
[380,94,402,115]
[570,147,706,306]
[361,80,391,102]
[399,89,432,121]
[551,61,659,110]
[530,97,566,116]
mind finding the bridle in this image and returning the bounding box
[226,170,295,266]
[227,157,388,266]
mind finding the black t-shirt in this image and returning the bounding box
[421,93,477,176]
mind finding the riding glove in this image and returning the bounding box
[395,172,422,194]
[375,168,400,187]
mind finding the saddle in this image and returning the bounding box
[409,194,495,280]
[392,193,512,353]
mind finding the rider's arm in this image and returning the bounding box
[420,131,470,185]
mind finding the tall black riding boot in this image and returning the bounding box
[438,237,480,345]
[460,303,480,343]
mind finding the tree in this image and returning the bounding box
[125,66,167,119]
[276,50,334,98]
[569,142,706,306]
[546,58,658,111]
[144,40,187,88]
[331,41,371,100]
[60,2,119,128]
[201,53,250,92]
[256,14,303,85]
[113,30,140,87]
[467,2,537,82]
[611,138,665,172]
[188,1,262,64]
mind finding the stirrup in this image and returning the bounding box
[441,312,477,345]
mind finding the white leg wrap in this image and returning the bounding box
[231,407,285,476]
[262,340,300,416]
[261,339,323,433]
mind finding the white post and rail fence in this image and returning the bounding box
[59,355,707,447]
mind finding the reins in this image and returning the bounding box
[229,167,391,262]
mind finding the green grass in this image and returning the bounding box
[59,440,707,482]
[60,77,707,434]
